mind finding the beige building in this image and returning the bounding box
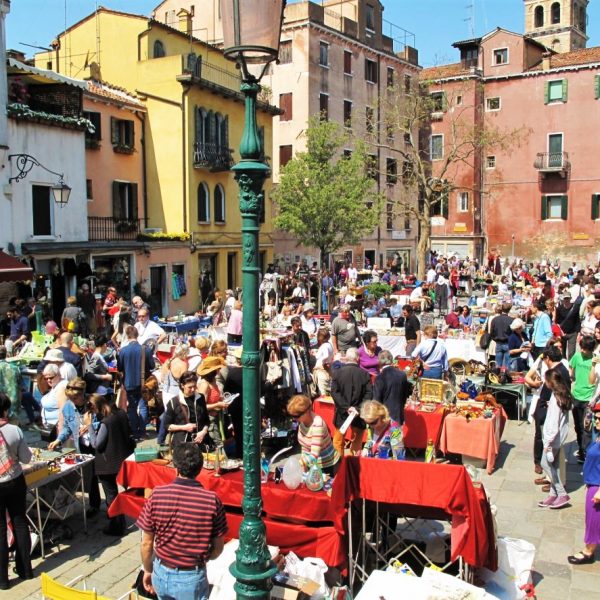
[524,0,589,52]
[153,0,421,272]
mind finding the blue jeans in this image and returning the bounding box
[424,366,443,380]
[495,343,510,369]
[152,558,208,600]
[126,388,148,438]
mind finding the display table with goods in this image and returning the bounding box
[403,403,448,450]
[155,314,212,335]
[467,374,528,421]
[24,450,94,558]
[109,455,346,567]
[439,400,507,475]
[330,456,498,587]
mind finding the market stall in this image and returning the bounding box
[376,333,486,361]
[403,405,448,450]
[439,407,507,474]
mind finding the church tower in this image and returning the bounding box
[524,0,589,53]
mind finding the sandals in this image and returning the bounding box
[567,552,595,565]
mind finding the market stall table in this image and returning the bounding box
[403,405,448,450]
[378,335,486,361]
[25,455,94,558]
[439,408,507,474]
[111,457,345,567]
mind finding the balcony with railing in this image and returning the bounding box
[534,152,570,177]
[88,217,143,241]
[193,141,234,171]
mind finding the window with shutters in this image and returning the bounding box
[214,184,225,223]
[366,4,375,31]
[386,202,394,230]
[545,79,567,103]
[387,67,394,88]
[279,144,293,168]
[279,93,292,121]
[279,40,292,64]
[592,194,600,220]
[32,185,53,237]
[432,190,449,219]
[486,155,496,169]
[430,91,446,112]
[486,97,501,111]
[367,154,378,180]
[386,158,397,185]
[86,179,93,201]
[319,41,329,67]
[493,48,508,65]
[319,93,329,120]
[198,182,210,223]
[153,40,166,58]
[365,59,378,84]
[344,50,352,75]
[595,75,600,99]
[194,107,232,171]
[83,111,101,148]
[110,117,135,153]
[112,181,138,220]
[541,195,568,220]
[430,134,444,160]
[457,192,469,212]
[343,100,352,128]
[366,107,374,133]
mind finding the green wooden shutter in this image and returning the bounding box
[110,117,118,145]
[592,194,600,220]
[131,183,139,220]
[442,91,448,111]
[562,79,568,101]
[544,82,550,104]
[441,193,449,219]
[112,181,122,219]
[560,195,568,220]
[595,76,600,100]
[541,195,548,220]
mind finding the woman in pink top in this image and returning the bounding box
[358,330,381,375]
[227,300,243,344]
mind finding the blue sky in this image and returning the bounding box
[6,1,600,67]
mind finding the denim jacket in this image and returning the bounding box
[56,400,81,452]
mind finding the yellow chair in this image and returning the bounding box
[41,573,136,600]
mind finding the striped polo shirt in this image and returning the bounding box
[137,478,228,568]
[298,414,339,470]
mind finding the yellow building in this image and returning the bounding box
[36,7,277,308]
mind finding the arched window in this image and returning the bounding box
[153,40,166,58]
[214,184,225,223]
[534,6,544,28]
[552,38,561,51]
[551,2,561,24]
[198,182,210,223]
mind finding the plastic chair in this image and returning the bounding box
[41,573,135,600]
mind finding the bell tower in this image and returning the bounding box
[524,0,589,53]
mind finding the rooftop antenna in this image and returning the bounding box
[465,3,475,38]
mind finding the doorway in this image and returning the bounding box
[149,266,167,318]
[364,249,376,270]
[227,252,237,291]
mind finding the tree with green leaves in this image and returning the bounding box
[272,116,384,306]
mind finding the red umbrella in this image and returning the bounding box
[0,250,33,282]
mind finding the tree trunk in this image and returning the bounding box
[417,216,430,279]
[317,248,323,314]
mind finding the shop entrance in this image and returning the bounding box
[149,266,167,318]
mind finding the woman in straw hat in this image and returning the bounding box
[197,356,228,445]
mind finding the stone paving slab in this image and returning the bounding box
[5,418,600,598]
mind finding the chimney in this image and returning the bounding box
[177,8,192,36]
[542,51,552,71]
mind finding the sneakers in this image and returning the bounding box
[538,496,557,508]
[549,494,571,509]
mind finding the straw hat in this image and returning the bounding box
[194,336,211,351]
[45,348,65,363]
[197,356,226,376]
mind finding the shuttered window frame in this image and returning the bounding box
[544,79,568,104]
[592,193,600,220]
[541,194,568,220]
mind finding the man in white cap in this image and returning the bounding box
[300,302,318,343]
[44,348,77,381]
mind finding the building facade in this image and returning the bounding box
[422,0,600,264]
[35,7,278,310]
[153,0,421,272]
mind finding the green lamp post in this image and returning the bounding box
[221,1,286,598]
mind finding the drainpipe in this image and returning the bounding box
[181,85,190,232]
[134,110,148,228]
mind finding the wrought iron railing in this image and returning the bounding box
[534,151,570,171]
[193,141,234,171]
[88,217,143,241]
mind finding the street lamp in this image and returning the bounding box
[221,2,286,599]
[8,153,72,206]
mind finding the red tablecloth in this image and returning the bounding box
[313,397,366,444]
[117,459,334,523]
[439,408,507,474]
[330,457,497,571]
[110,490,345,567]
[403,405,448,449]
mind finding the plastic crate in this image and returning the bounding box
[134,447,159,463]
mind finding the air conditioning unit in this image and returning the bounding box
[143,228,163,234]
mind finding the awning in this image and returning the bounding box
[0,250,34,282]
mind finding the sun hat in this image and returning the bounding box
[197,356,226,377]
[302,302,315,313]
[194,336,211,351]
[45,348,65,363]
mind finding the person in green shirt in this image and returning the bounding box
[0,345,21,419]
[569,336,596,462]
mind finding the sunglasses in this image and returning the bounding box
[290,410,307,419]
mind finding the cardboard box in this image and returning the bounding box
[271,575,320,600]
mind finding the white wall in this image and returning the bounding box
[5,120,87,254]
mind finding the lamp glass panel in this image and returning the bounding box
[221,0,284,62]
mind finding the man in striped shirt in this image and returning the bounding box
[137,443,227,599]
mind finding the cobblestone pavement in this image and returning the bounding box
[4,420,600,599]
